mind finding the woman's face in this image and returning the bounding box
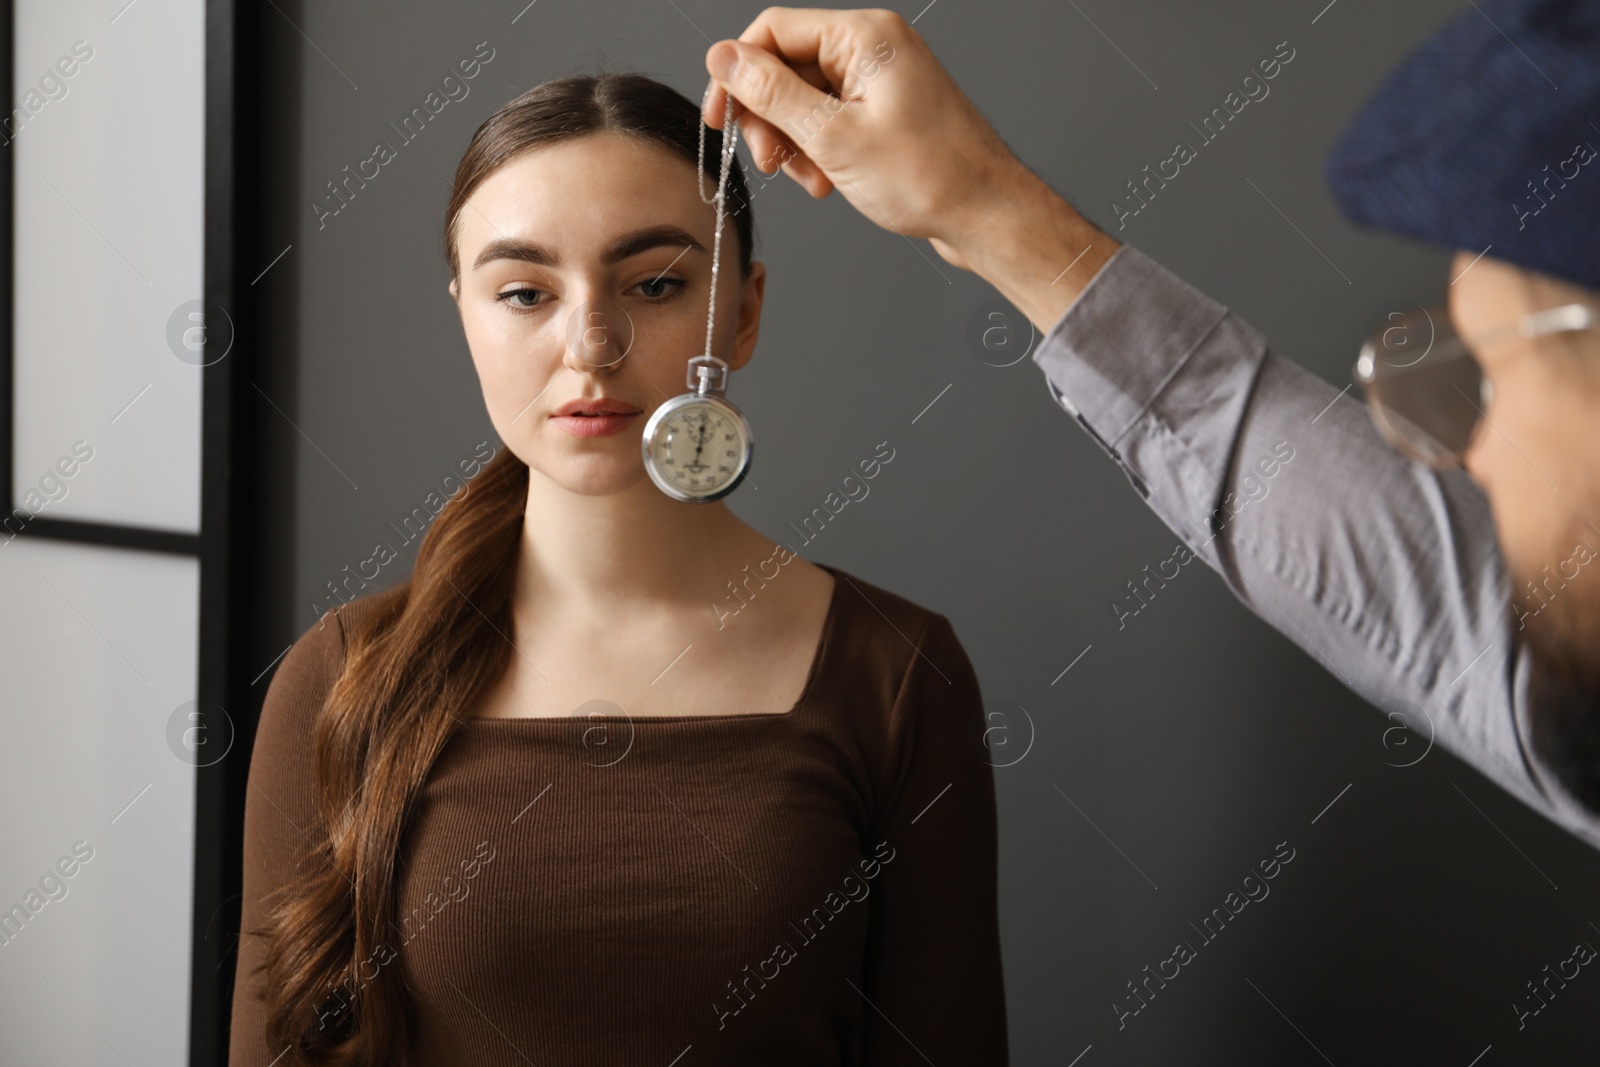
[449,129,766,497]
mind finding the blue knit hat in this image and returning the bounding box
[1325,0,1600,292]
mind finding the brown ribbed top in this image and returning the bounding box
[228,562,1007,1066]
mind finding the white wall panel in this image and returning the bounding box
[0,537,199,1065]
[11,0,205,532]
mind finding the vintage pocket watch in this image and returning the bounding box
[641,355,753,502]
[640,84,754,504]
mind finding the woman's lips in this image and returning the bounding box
[551,412,641,438]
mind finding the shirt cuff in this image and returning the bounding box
[1031,243,1233,448]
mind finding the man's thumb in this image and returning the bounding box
[707,39,829,135]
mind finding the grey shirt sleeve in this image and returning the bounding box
[1031,242,1600,851]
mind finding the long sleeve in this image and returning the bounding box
[861,612,1008,1065]
[228,610,348,1066]
[1029,242,1600,850]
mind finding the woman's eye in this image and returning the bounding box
[635,276,686,302]
[495,287,544,309]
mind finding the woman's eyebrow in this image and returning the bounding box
[472,225,707,270]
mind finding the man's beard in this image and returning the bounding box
[1519,541,1600,816]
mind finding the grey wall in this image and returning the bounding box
[251,1,1600,1063]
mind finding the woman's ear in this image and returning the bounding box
[728,260,767,372]
[448,277,460,301]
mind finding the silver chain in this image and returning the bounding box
[696,83,740,364]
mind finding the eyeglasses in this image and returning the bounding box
[1353,302,1597,469]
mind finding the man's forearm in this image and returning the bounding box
[1021,237,1600,849]
[951,164,1122,334]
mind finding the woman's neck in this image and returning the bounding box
[513,469,769,616]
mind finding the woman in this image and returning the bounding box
[228,73,1006,1066]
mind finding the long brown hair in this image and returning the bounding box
[253,73,756,1065]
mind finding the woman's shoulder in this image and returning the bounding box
[820,563,942,641]
[320,581,410,645]
[258,584,408,738]
[284,583,406,666]
[811,565,984,799]
[814,562,974,703]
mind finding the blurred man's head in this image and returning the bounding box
[1449,252,1600,808]
[1326,0,1600,810]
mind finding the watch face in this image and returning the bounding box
[644,397,751,501]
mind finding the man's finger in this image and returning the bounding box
[735,6,854,67]
[790,58,834,96]
[703,42,745,126]
[737,8,897,91]
[705,38,833,138]
[738,113,803,177]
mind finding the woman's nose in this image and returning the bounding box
[562,296,635,373]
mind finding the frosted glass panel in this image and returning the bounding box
[0,537,198,1065]
[11,0,205,532]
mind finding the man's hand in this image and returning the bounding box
[704,7,1119,333]
[704,8,1017,269]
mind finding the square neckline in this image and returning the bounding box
[465,561,843,725]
